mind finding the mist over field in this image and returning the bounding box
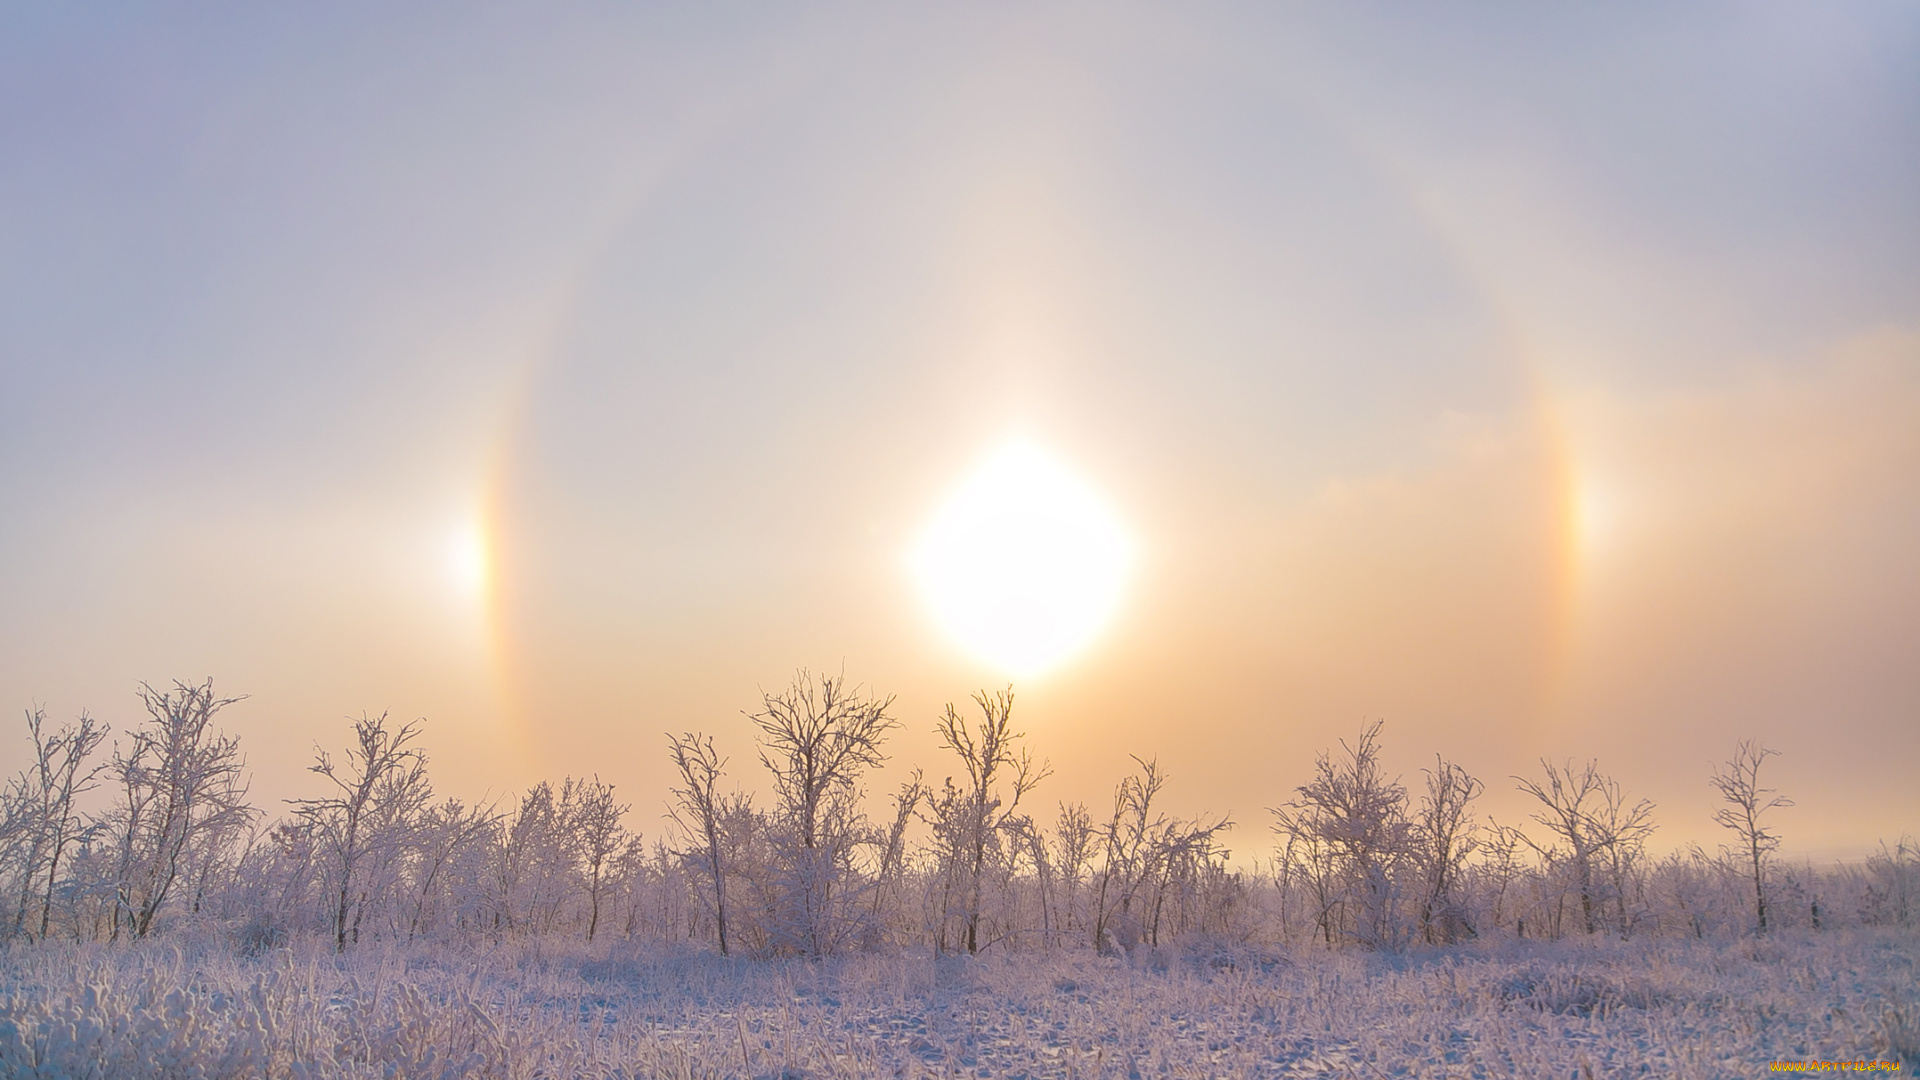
[3,3,1918,1077]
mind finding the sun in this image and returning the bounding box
[913,442,1132,676]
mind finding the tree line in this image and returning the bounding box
[1,672,1913,956]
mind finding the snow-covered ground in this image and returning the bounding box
[2,931,1914,1078]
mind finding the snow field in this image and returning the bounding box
[1,929,1914,1078]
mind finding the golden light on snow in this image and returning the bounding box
[913,442,1132,676]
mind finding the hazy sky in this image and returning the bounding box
[4,4,1916,861]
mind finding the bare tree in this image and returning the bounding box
[3,708,108,941]
[493,781,575,936]
[1711,740,1792,934]
[1514,758,1655,936]
[289,712,429,951]
[406,797,496,943]
[1007,814,1055,948]
[1863,837,1917,928]
[1478,821,1528,936]
[1274,825,1340,946]
[110,680,254,940]
[1270,722,1412,949]
[1091,756,1166,954]
[541,772,629,941]
[1589,772,1658,934]
[1141,811,1233,946]
[1414,755,1483,944]
[929,688,1049,954]
[1085,758,1230,953]
[750,670,897,956]
[1514,759,1605,935]
[752,671,896,855]
[1052,802,1095,935]
[667,732,740,956]
[565,776,630,942]
[870,770,926,943]
[714,800,771,953]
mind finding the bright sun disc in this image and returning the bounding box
[913,442,1131,676]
